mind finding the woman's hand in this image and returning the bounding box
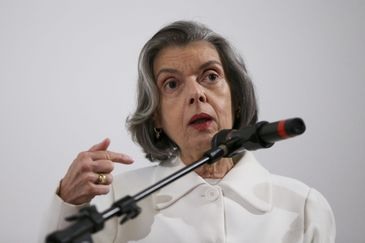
[58,138,134,205]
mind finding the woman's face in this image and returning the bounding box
[153,41,233,163]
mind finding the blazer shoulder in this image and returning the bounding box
[270,174,312,201]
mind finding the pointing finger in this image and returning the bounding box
[89,150,134,164]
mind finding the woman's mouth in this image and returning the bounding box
[188,113,213,131]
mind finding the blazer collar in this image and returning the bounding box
[219,151,273,213]
[152,151,272,213]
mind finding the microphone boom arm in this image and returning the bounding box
[46,117,305,243]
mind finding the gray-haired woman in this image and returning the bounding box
[43,21,335,243]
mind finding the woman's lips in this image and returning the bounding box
[188,113,213,131]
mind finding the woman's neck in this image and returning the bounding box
[181,156,234,179]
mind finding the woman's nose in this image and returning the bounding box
[187,81,207,105]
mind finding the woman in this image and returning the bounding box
[44,21,335,243]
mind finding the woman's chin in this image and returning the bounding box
[186,137,212,154]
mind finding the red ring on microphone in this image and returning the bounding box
[277,120,289,139]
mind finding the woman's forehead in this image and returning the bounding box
[153,41,222,75]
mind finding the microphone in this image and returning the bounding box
[211,118,306,157]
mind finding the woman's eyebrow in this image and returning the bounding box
[155,68,179,79]
[198,60,222,70]
[155,60,222,79]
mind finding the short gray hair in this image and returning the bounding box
[127,20,258,162]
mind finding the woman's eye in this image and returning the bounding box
[208,73,218,81]
[203,71,220,83]
[163,79,179,91]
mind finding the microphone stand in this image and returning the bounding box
[46,145,226,243]
[46,118,305,243]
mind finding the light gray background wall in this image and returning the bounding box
[0,1,364,242]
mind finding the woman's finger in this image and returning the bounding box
[88,150,134,164]
[88,138,110,152]
[92,160,114,174]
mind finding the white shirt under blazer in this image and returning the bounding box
[43,152,336,243]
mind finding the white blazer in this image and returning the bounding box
[43,152,335,243]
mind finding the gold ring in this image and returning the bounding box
[105,151,111,160]
[96,173,107,185]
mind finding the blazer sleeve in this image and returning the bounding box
[40,190,118,243]
[303,188,336,243]
[39,193,87,242]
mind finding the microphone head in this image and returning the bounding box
[211,117,306,155]
[286,118,306,135]
[258,117,306,143]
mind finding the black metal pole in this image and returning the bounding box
[46,146,226,243]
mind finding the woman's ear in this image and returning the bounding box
[153,112,163,140]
